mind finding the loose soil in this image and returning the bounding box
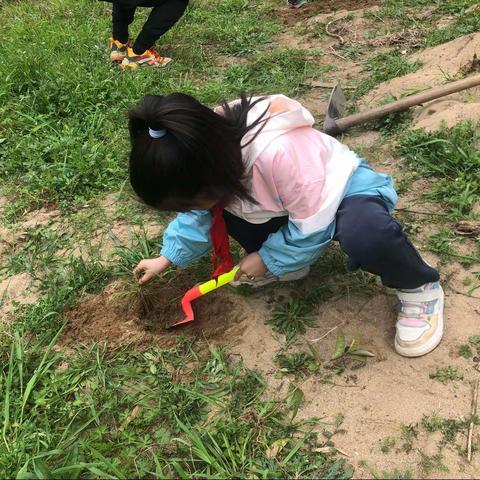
[61,265,480,478]
[61,272,261,350]
[360,32,480,131]
[277,0,383,27]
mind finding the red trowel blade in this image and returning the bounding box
[166,285,202,329]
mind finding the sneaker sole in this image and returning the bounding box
[231,267,310,289]
[111,54,126,62]
[120,60,171,70]
[120,61,140,70]
[394,286,444,357]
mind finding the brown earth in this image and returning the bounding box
[277,0,383,27]
[59,261,480,478]
[360,32,480,131]
[60,272,261,350]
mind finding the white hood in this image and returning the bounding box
[241,95,315,170]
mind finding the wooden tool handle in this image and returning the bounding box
[336,75,480,132]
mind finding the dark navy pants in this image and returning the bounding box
[223,195,439,290]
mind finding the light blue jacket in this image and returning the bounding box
[161,159,397,275]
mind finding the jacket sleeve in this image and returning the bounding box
[160,210,212,268]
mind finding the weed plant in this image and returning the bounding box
[398,121,480,218]
[1,333,354,478]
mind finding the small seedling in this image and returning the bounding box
[274,351,318,377]
[429,365,463,385]
[327,330,375,372]
[371,467,413,480]
[286,383,305,420]
[399,424,418,453]
[458,344,473,359]
[379,436,396,454]
[267,297,316,340]
[421,412,477,445]
[418,452,448,475]
[469,336,480,355]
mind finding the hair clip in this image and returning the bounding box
[148,127,167,139]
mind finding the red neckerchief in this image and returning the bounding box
[210,203,234,278]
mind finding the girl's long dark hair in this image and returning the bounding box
[128,93,268,211]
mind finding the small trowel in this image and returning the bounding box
[167,266,240,328]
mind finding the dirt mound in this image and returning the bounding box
[363,32,480,107]
[277,0,382,27]
[357,32,480,131]
[61,273,255,349]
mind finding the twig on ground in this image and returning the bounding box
[304,81,355,90]
[395,207,450,217]
[328,46,348,61]
[325,19,345,44]
[311,325,341,343]
[454,220,480,237]
[449,287,480,300]
[467,379,479,462]
[335,447,351,457]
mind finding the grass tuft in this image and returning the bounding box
[398,121,480,218]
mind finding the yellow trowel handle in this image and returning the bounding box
[198,266,240,295]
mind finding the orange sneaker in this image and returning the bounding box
[109,38,130,63]
[120,46,172,69]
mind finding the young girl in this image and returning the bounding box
[102,0,188,68]
[129,93,444,358]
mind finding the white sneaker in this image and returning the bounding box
[395,282,444,357]
[231,266,310,288]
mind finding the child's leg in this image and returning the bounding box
[334,195,443,357]
[334,195,439,289]
[223,210,288,253]
[223,211,308,286]
[132,0,189,54]
[112,2,136,44]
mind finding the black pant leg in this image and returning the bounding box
[334,195,439,289]
[133,0,189,53]
[112,2,136,44]
[223,210,288,254]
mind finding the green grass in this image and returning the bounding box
[418,452,448,475]
[0,0,322,220]
[371,467,413,480]
[366,0,480,49]
[458,343,473,358]
[274,351,318,377]
[421,412,477,445]
[398,121,480,219]
[429,365,464,385]
[0,329,354,478]
[2,0,480,477]
[353,50,422,100]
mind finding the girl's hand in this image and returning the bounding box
[133,256,171,284]
[235,252,268,280]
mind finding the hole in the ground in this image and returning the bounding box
[60,273,251,350]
